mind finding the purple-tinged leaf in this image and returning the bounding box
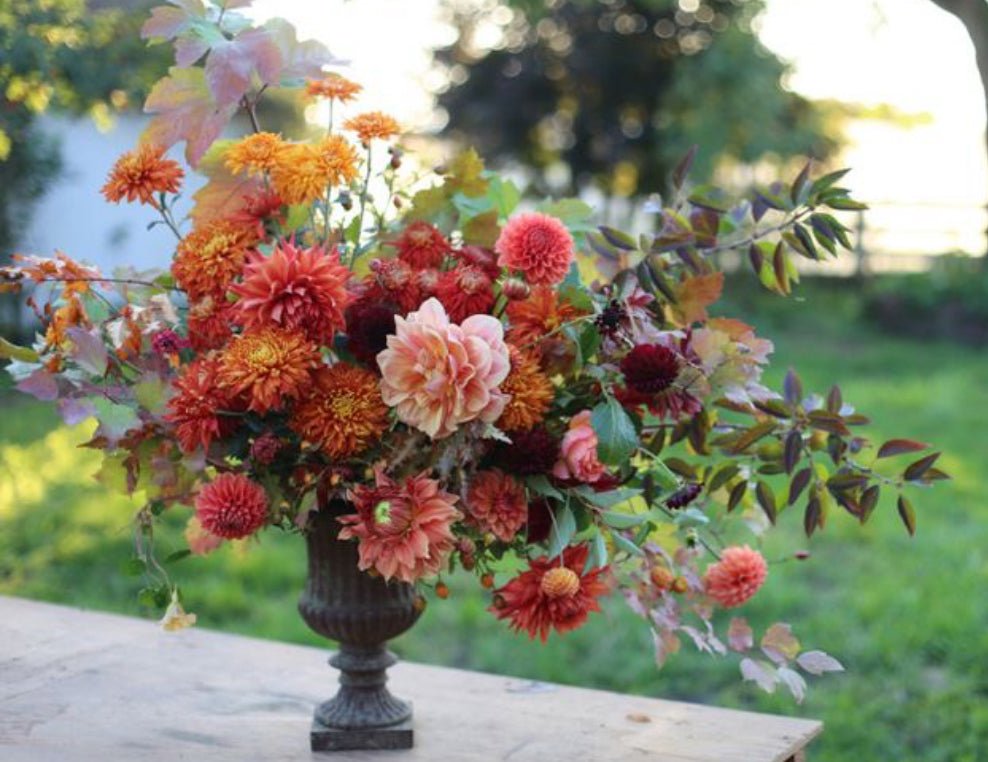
[175,35,210,67]
[803,493,822,537]
[66,327,109,376]
[263,18,343,82]
[740,657,778,693]
[789,467,812,506]
[58,397,97,426]
[141,2,204,42]
[728,617,753,652]
[796,650,844,675]
[761,623,800,665]
[777,666,807,704]
[727,480,747,512]
[755,481,777,524]
[903,452,941,482]
[783,429,802,474]
[652,629,681,669]
[16,369,58,401]
[671,144,697,190]
[783,368,802,407]
[877,438,931,459]
[90,398,142,445]
[205,38,257,107]
[897,495,917,536]
[859,484,880,523]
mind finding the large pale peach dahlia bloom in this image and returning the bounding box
[377,297,510,439]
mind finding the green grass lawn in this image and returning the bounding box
[1,279,986,760]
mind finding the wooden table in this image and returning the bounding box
[0,595,821,761]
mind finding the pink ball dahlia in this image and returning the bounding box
[231,240,352,345]
[340,468,461,583]
[495,212,574,285]
[703,545,768,608]
[377,297,511,439]
[552,410,606,484]
[194,472,269,540]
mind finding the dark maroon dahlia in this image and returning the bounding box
[345,299,399,368]
[620,343,681,394]
[492,426,559,476]
[594,299,628,338]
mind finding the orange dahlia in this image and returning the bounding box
[466,469,528,542]
[340,468,461,583]
[195,472,269,540]
[217,327,320,413]
[231,241,352,345]
[290,364,388,459]
[497,345,554,432]
[186,296,233,352]
[306,74,362,102]
[224,132,285,176]
[703,545,768,608]
[491,545,608,642]
[101,143,183,207]
[171,221,259,302]
[506,285,586,349]
[435,264,495,323]
[389,220,450,269]
[270,137,359,205]
[165,356,241,453]
[495,212,574,285]
[343,111,401,143]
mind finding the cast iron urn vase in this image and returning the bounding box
[298,502,422,751]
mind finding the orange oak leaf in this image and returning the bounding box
[189,140,264,225]
[668,271,724,327]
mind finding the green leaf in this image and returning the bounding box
[648,459,681,491]
[538,198,595,233]
[582,487,643,509]
[164,549,192,564]
[587,529,608,570]
[0,338,40,363]
[120,557,146,577]
[600,510,649,529]
[526,475,563,501]
[610,530,645,557]
[590,398,639,465]
[755,481,777,524]
[706,464,739,494]
[547,504,577,559]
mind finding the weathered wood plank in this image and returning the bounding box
[0,595,821,761]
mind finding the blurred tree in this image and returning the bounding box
[434,0,834,202]
[926,0,988,258]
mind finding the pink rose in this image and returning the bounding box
[552,410,606,483]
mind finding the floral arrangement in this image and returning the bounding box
[0,0,945,702]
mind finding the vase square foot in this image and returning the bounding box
[310,717,414,752]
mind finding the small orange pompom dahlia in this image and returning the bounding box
[290,364,388,459]
[497,345,554,432]
[195,472,269,540]
[101,143,183,207]
[703,545,768,608]
[224,132,285,176]
[165,356,241,453]
[340,468,461,583]
[491,545,608,642]
[465,469,528,542]
[171,221,258,302]
[217,327,320,413]
[344,111,401,143]
[231,241,352,345]
[306,74,362,102]
[390,220,450,269]
[495,212,574,285]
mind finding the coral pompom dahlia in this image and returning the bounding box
[377,298,510,439]
[491,545,608,642]
[340,469,461,583]
[231,241,352,344]
[466,469,528,542]
[495,212,574,285]
[703,545,768,608]
[290,364,388,459]
[195,473,269,540]
[101,143,183,207]
[217,327,320,413]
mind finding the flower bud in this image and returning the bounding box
[650,565,675,591]
[502,277,531,301]
[671,576,689,594]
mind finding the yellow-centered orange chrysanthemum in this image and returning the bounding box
[306,74,362,103]
[101,143,183,207]
[290,364,388,459]
[224,132,285,176]
[269,137,359,205]
[343,111,401,143]
[217,327,320,414]
[171,220,259,301]
[497,345,554,432]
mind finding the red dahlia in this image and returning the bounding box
[344,299,399,369]
[620,343,681,394]
[165,356,240,454]
[195,472,269,539]
[389,220,450,269]
[491,545,608,642]
[435,265,495,322]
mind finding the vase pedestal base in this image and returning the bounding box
[310,715,414,752]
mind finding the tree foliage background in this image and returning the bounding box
[434,0,836,201]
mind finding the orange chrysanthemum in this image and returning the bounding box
[466,469,528,542]
[506,285,586,350]
[270,137,359,205]
[101,144,183,207]
[290,364,388,459]
[224,132,285,176]
[491,545,608,642]
[497,345,554,432]
[306,74,362,102]
[231,240,352,345]
[703,545,768,608]
[171,221,259,302]
[217,327,320,413]
[343,111,401,143]
[165,356,240,453]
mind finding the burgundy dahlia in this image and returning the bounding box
[620,343,681,394]
[493,426,559,476]
[345,299,399,368]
